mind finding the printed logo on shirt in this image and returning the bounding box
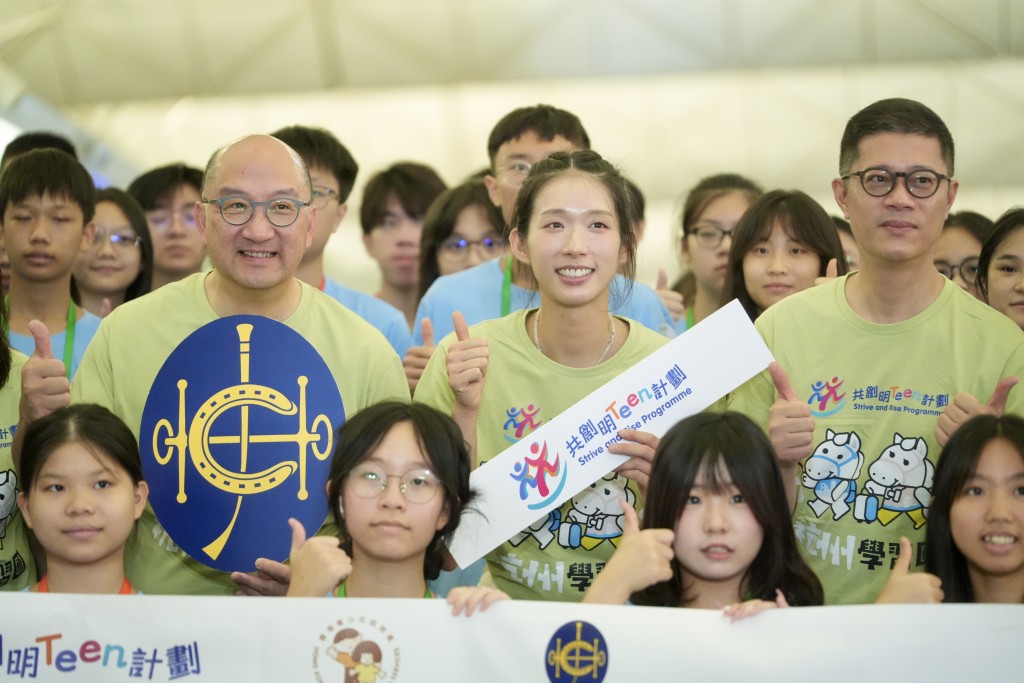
[545,621,609,683]
[807,376,848,417]
[509,441,568,511]
[313,618,400,683]
[141,316,344,572]
[503,403,543,444]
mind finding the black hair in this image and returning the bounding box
[326,401,475,581]
[19,404,144,492]
[839,98,955,177]
[270,125,359,202]
[127,163,203,212]
[2,131,77,169]
[418,180,504,299]
[358,162,447,236]
[925,414,1024,603]
[722,189,849,320]
[0,148,96,223]
[92,187,154,302]
[487,105,590,168]
[977,207,1024,303]
[632,412,823,608]
[944,211,994,246]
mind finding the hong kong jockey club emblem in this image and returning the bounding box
[140,316,344,572]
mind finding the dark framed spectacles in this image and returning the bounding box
[687,225,734,249]
[201,196,310,227]
[311,187,339,210]
[438,235,506,260]
[934,257,979,284]
[841,167,951,199]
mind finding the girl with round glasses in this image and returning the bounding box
[72,188,153,316]
[287,401,507,614]
[934,211,993,300]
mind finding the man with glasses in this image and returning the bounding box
[128,163,206,291]
[730,98,1024,605]
[271,125,411,358]
[68,134,408,595]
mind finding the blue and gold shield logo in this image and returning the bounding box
[545,620,609,683]
[140,316,343,572]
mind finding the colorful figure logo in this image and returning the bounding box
[140,316,343,572]
[510,441,569,510]
[503,404,543,443]
[808,376,847,417]
[545,621,609,683]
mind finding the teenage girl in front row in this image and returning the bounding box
[286,400,507,615]
[584,411,823,617]
[17,404,149,594]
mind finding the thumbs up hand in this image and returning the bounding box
[935,376,1019,447]
[767,361,815,463]
[284,518,352,597]
[582,499,675,605]
[446,311,488,414]
[20,320,70,424]
[814,258,839,287]
[874,536,943,604]
[654,268,685,324]
[404,317,436,395]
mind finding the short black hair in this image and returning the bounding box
[486,104,590,168]
[0,148,95,223]
[270,125,359,202]
[359,162,447,236]
[2,131,77,170]
[127,163,203,211]
[839,98,955,176]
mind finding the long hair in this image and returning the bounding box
[976,207,1024,303]
[925,414,1024,603]
[326,401,475,580]
[632,412,823,607]
[94,188,154,302]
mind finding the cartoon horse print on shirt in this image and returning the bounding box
[803,429,864,520]
[855,433,934,529]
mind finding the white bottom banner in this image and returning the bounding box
[0,595,1019,681]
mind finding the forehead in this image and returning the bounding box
[362,420,430,469]
[534,172,615,212]
[6,192,84,214]
[209,138,308,196]
[495,131,577,165]
[308,165,338,190]
[852,132,948,172]
[994,228,1024,257]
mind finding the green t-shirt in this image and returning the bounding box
[72,273,410,595]
[729,275,1024,604]
[416,309,667,601]
[0,351,34,591]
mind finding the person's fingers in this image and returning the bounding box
[656,268,668,291]
[826,258,838,279]
[453,311,470,342]
[619,497,640,536]
[769,361,799,402]
[987,376,1019,415]
[289,518,306,558]
[28,320,55,360]
[420,317,435,348]
[890,536,913,576]
[99,297,113,318]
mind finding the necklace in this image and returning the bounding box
[532,309,616,367]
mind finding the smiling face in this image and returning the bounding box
[18,440,147,571]
[682,190,752,300]
[339,421,449,567]
[72,200,142,300]
[985,227,1024,330]
[672,462,763,605]
[509,172,624,311]
[1,193,94,286]
[832,132,958,273]
[436,204,505,277]
[197,136,314,296]
[741,223,822,314]
[950,438,1024,595]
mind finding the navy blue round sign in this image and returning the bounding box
[544,620,609,683]
[140,315,344,572]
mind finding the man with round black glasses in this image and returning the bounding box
[730,98,1024,605]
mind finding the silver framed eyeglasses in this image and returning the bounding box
[90,226,141,251]
[841,167,951,199]
[345,464,441,504]
[934,257,979,284]
[201,196,310,227]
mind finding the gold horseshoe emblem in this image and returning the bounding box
[547,622,607,681]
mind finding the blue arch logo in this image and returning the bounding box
[545,620,609,683]
[140,316,343,572]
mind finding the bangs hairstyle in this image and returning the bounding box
[976,207,1024,303]
[327,401,475,581]
[270,125,359,202]
[95,187,154,302]
[723,189,849,320]
[508,150,638,295]
[19,404,144,492]
[2,131,77,169]
[679,173,763,241]
[925,414,1024,603]
[127,163,203,211]
[632,412,823,608]
[944,211,994,247]
[486,104,590,168]
[358,162,447,236]
[839,98,955,176]
[0,148,96,223]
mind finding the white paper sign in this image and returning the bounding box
[448,299,773,568]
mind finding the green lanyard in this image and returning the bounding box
[685,306,695,330]
[3,297,76,379]
[501,255,513,317]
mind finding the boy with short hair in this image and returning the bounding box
[0,148,101,378]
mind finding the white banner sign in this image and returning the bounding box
[448,300,773,567]
[0,595,1019,681]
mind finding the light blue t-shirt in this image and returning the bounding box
[9,309,102,379]
[412,258,676,344]
[321,277,412,358]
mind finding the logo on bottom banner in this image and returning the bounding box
[313,616,401,683]
[545,620,609,683]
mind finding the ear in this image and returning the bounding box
[679,232,693,264]
[362,231,374,257]
[831,178,851,219]
[132,481,149,521]
[943,178,959,215]
[81,220,97,250]
[435,498,451,532]
[333,202,349,234]
[484,173,500,209]
[16,491,33,529]
[303,206,315,249]
[195,200,209,246]
[509,228,530,266]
